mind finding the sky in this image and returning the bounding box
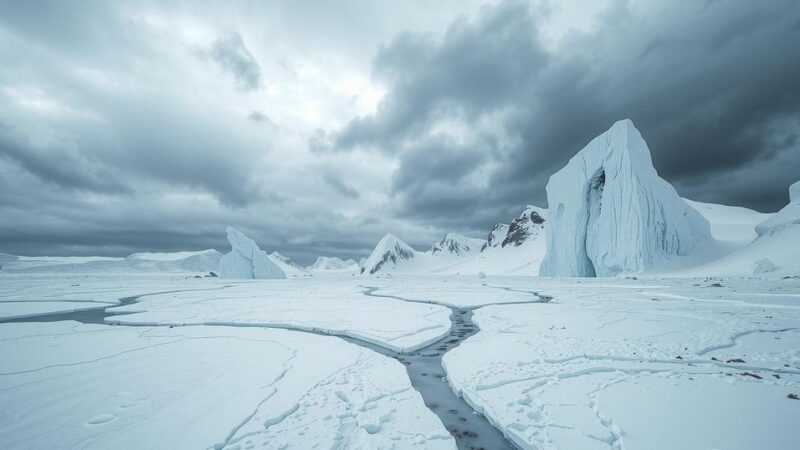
[1,0,799,264]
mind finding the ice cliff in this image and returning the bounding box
[540,119,712,277]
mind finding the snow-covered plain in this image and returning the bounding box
[1,273,798,449]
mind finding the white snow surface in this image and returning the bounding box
[0,321,453,449]
[1,273,799,449]
[540,119,712,277]
[105,278,452,353]
[218,226,286,279]
[443,276,800,450]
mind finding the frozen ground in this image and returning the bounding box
[444,276,800,449]
[1,273,798,449]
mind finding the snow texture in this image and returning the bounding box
[0,321,453,449]
[218,226,285,279]
[540,119,712,277]
[443,276,800,450]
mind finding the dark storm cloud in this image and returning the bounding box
[208,31,262,91]
[0,121,126,193]
[388,135,503,229]
[323,172,361,199]
[335,0,547,152]
[331,0,800,218]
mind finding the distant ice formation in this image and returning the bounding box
[540,119,712,277]
[218,227,286,279]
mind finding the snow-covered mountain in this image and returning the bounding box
[427,233,485,256]
[359,207,547,276]
[360,234,416,275]
[540,119,712,277]
[435,206,547,276]
[307,256,359,273]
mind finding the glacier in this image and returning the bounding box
[540,119,712,277]
[218,226,286,279]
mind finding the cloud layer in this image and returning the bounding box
[1,0,798,262]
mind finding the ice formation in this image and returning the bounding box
[218,226,286,279]
[540,119,712,277]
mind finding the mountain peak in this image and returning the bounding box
[429,233,486,256]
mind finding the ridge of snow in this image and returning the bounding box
[755,180,800,237]
[540,119,712,277]
[127,250,221,261]
[218,227,286,279]
[307,256,359,272]
[683,199,772,243]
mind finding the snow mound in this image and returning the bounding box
[689,180,800,276]
[218,227,286,279]
[540,119,712,277]
[755,180,800,237]
[360,234,416,275]
[307,256,359,272]
[684,199,771,243]
[428,233,486,256]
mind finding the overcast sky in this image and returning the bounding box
[1,0,799,264]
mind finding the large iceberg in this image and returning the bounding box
[540,119,712,277]
[218,227,286,279]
